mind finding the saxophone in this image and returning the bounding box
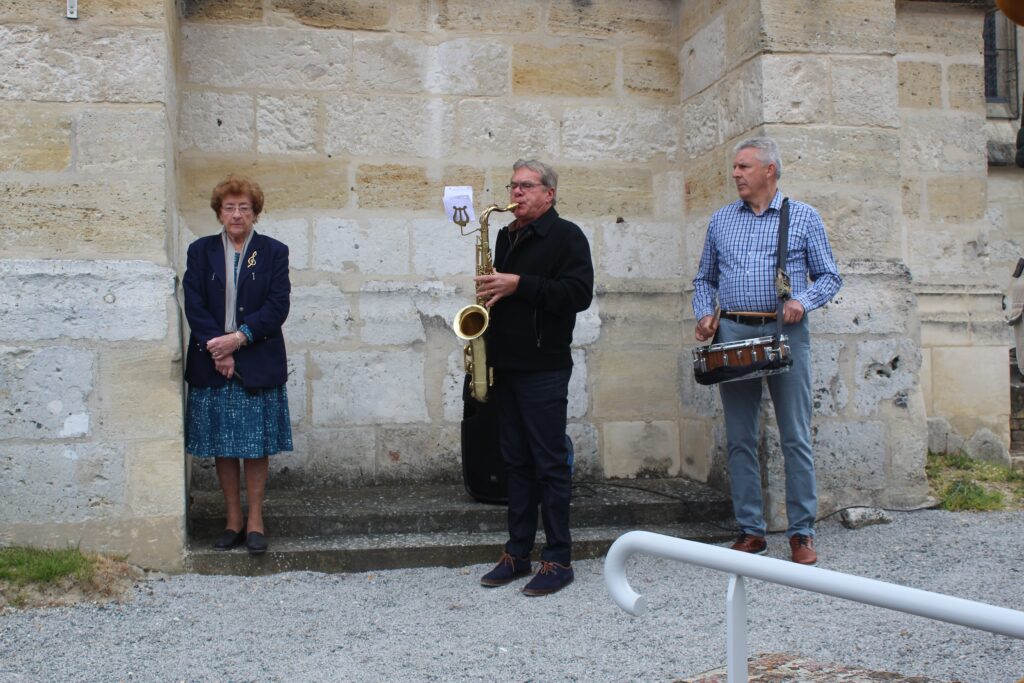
[453,202,518,403]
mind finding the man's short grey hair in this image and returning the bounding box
[513,158,558,205]
[734,137,783,180]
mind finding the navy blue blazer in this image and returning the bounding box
[183,231,291,389]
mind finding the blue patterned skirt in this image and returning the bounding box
[186,381,293,459]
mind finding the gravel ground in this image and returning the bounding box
[0,510,1022,683]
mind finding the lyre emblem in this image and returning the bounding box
[247,250,257,268]
[452,205,470,228]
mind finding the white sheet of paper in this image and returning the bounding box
[443,186,476,224]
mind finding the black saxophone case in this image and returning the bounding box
[460,375,507,504]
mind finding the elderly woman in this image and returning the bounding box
[183,175,292,555]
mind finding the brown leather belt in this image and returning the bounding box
[721,312,776,326]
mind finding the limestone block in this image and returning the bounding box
[567,422,601,480]
[288,283,354,344]
[271,0,392,30]
[810,339,847,417]
[928,416,966,455]
[898,61,942,108]
[591,349,678,420]
[717,58,765,144]
[513,43,614,97]
[315,217,410,275]
[98,346,182,441]
[436,0,542,31]
[558,166,654,218]
[899,111,986,174]
[181,25,349,89]
[920,319,971,347]
[547,0,674,41]
[767,126,899,187]
[623,48,679,99]
[1,173,167,261]
[126,440,186,517]
[0,260,173,341]
[600,220,683,280]
[563,105,679,162]
[77,107,168,173]
[653,171,684,220]
[408,280,462,321]
[0,25,166,102]
[0,443,125,524]
[442,349,466,423]
[839,507,892,529]
[815,276,913,335]
[963,427,1010,466]
[853,338,922,417]
[4,0,166,22]
[679,418,712,482]
[353,35,428,94]
[602,420,680,479]
[311,350,429,425]
[573,300,601,346]
[931,346,1009,418]
[762,0,896,54]
[901,177,921,220]
[257,95,317,154]
[761,55,829,124]
[896,3,983,56]
[600,292,683,347]
[568,348,588,420]
[428,39,510,96]
[299,427,376,485]
[0,347,93,439]
[831,56,899,127]
[181,157,349,212]
[679,13,724,99]
[927,176,986,223]
[681,87,721,159]
[256,216,309,270]
[685,146,730,217]
[884,407,930,506]
[791,189,899,262]
[775,420,888,498]
[180,91,253,153]
[921,348,932,413]
[679,0,709,42]
[359,291,426,345]
[413,218,474,278]
[457,100,558,159]
[183,0,262,21]
[725,0,762,69]
[287,352,307,426]
[376,425,461,483]
[0,103,71,172]
[326,96,453,159]
[355,164,436,210]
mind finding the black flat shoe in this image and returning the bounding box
[212,528,245,551]
[246,531,268,555]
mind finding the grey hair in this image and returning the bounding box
[734,137,783,180]
[512,158,558,206]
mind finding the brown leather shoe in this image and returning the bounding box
[789,534,817,565]
[730,533,767,555]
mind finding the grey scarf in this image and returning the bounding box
[221,230,254,334]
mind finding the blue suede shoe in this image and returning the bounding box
[522,561,573,596]
[480,552,532,587]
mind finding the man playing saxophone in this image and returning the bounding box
[475,159,594,596]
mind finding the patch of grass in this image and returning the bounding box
[927,452,1024,511]
[0,546,93,586]
[940,478,1005,511]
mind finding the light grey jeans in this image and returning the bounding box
[717,316,815,538]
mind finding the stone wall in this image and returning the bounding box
[0,1,185,569]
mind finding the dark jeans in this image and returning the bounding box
[496,367,573,565]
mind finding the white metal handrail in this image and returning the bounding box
[604,530,1024,683]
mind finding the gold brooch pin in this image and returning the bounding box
[247,251,257,268]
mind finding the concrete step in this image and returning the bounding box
[186,478,734,575]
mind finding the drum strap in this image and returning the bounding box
[774,198,790,343]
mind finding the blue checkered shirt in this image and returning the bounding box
[692,191,841,319]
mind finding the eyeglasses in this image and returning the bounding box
[505,182,545,191]
[221,204,253,215]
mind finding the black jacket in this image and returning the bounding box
[487,207,594,370]
[183,232,291,389]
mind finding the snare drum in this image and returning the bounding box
[692,335,791,385]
